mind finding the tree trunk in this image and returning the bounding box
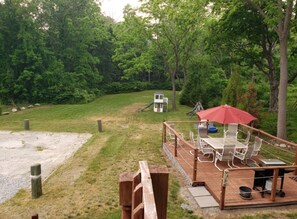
[277,38,288,139]
[268,77,279,112]
[263,39,279,112]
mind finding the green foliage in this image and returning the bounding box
[103,81,152,94]
[258,111,277,135]
[222,65,241,106]
[238,81,261,119]
[179,55,226,108]
[0,0,110,104]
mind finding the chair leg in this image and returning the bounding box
[198,154,214,162]
[231,159,239,168]
[214,157,222,171]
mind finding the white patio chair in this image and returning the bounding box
[251,136,263,157]
[242,131,251,145]
[198,126,208,138]
[214,144,236,171]
[196,134,214,162]
[235,136,263,165]
[167,124,176,146]
[224,123,238,139]
[189,131,195,145]
[234,143,255,165]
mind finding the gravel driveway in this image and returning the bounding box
[0,131,92,204]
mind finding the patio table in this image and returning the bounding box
[201,137,247,151]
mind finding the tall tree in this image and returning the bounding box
[112,5,154,82]
[0,0,49,103]
[245,0,295,139]
[140,0,206,110]
[209,1,280,111]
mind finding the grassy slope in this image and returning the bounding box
[0,90,297,219]
[0,91,199,219]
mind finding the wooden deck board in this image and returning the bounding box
[163,141,297,209]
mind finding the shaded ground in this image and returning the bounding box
[0,131,92,204]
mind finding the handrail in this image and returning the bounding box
[119,161,168,219]
[240,124,297,147]
[220,165,297,210]
[139,161,158,219]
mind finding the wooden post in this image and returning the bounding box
[220,169,229,210]
[31,164,42,199]
[132,172,143,219]
[97,120,103,132]
[163,123,167,144]
[192,149,198,182]
[31,214,39,219]
[174,135,177,157]
[270,168,279,201]
[294,146,297,175]
[150,165,169,219]
[24,119,30,130]
[119,173,134,219]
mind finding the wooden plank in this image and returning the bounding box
[150,165,169,219]
[139,161,158,219]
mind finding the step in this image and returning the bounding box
[188,186,219,208]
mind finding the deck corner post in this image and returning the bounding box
[119,173,134,219]
[163,123,167,144]
[270,168,279,201]
[220,169,229,210]
[192,149,198,182]
[174,135,177,157]
[294,148,297,175]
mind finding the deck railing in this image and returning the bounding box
[220,165,297,210]
[162,120,297,209]
[119,161,169,219]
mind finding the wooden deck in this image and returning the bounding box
[163,141,297,209]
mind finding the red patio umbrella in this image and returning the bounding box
[196,104,257,124]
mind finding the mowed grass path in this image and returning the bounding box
[0,91,198,219]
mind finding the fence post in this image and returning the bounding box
[24,119,30,130]
[31,164,42,199]
[192,149,198,182]
[119,173,134,219]
[163,123,167,144]
[97,120,103,132]
[31,214,38,219]
[220,169,229,210]
[294,146,297,175]
[150,165,169,219]
[270,168,279,201]
[174,135,177,157]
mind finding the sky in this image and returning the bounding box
[100,0,142,22]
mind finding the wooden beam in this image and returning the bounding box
[139,161,158,219]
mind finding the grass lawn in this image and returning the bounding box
[0,90,297,219]
[0,90,200,219]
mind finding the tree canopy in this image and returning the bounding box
[1,0,297,139]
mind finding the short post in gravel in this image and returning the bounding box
[31,214,39,219]
[97,119,103,132]
[31,164,42,199]
[24,119,30,130]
